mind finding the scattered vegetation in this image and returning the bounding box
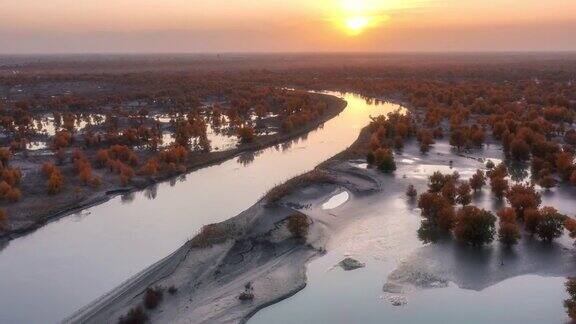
[144,287,164,310]
[0,209,8,231]
[265,170,335,207]
[406,184,417,198]
[118,306,147,324]
[287,213,310,240]
[189,223,234,248]
[535,207,566,243]
[565,278,576,322]
[238,282,255,301]
[365,112,414,173]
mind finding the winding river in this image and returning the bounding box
[0,92,404,323]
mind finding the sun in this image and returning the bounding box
[344,16,370,36]
[330,0,388,36]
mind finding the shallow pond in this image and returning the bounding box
[322,191,350,210]
[250,142,574,324]
[0,92,404,323]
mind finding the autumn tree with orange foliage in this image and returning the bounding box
[505,183,541,219]
[456,181,472,206]
[0,209,7,231]
[237,125,256,144]
[535,207,565,242]
[454,206,496,246]
[418,192,456,232]
[0,148,11,167]
[140,158,160,176]
[44,164,64,195]
[497,207,521,247]
[470,169,486,192]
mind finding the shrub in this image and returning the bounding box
[0,209,8,231]
[418,192,455,231]
[189,223,233,248]
[2,168,22,186]
[47,168,64,194]
[372,148,396,173]
[140,158,159,176]
[490,176,508,200]
[427,171,459,193]
[96,149,109,167]
[498,207,521,247]
[238,282,255,301]
[454,206,496,246]
[42,162,56,176]
[564,278,576,322]
[524,208,541,235]
[6,188,21,202]
[144,287,164,310]
[265,171,334,207]
[499,222,521,247]
[237,125,256,143]
[417,219,442,243]
[505,183,541,218]
[0,148,11,166]
[486,160,495,169]
[441,180,457,204]
[535,207,565,242]
[167,286,178,295]
[287,213,309,240]
[488,162,508,179]
[406,184,417,198]
[120,164,135,186]
[510,138,531,161]
[437,205,456,231]
[538,173,557,190]
[418,192,449,218]
[0,181,10,197]
[89,176,102,188]
[456,182,472,206]
[118,306,147,324]
[366,151,375,165]
[378,153,396,173]
[571,171,576,186]
[497,207,517,224]
[428,171,449,193]
[565,218,576,241]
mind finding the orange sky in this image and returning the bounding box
[1,0,575,53]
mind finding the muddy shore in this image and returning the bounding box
[66,158,381,323]
[65,95,411,323]
[69,125,576,323]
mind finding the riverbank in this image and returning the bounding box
[70,127,576,323]
[250,139,576,323]
[1,93,347,242]
[0,91,405,324]
[66,158,382,323]
[64,94,415,323]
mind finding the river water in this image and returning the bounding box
[0,92,403,323]
[250,141,573,324]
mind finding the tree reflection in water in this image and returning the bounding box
[144,184,158,200]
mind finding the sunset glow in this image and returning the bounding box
[330,0,390,36]
[344,16,370,35]
[0,0,575,53]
